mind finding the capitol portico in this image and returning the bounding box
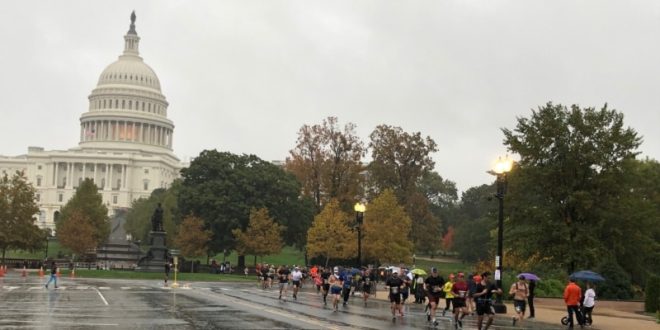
[0,13,182,231]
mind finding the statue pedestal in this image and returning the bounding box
[135,231,169,272]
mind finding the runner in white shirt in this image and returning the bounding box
[291,266,303,300]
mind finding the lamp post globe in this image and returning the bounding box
[354,202,366,267]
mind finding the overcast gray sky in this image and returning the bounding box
[1,1,659,193]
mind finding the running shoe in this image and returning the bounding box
[513,317,517,326]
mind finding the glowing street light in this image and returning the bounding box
[354,202,366,267]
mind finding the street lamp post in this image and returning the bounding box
[488,155,513,314]
[354,202,366,267]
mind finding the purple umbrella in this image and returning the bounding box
[517,273,540,281]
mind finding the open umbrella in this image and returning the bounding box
[517,272,540,281]
[570,270,605,282]
[387,266,401,274]
[410,268,427,276]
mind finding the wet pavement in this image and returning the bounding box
[0,274,565,329]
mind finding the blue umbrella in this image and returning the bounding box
[570,270,605,282]
[517,272,540,281]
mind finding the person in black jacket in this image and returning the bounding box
[527,279,536,319]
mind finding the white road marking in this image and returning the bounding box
[98,287,110,290]
[93,287,109,306]
[196,289,340,330]
[75,286,89,290]
[2,286,19,291]
[29,286,43,290]
[120,287,132,290]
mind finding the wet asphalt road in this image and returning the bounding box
[0,274,564,329]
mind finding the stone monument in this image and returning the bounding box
[136,203,170,272]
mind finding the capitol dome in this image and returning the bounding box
[78,12,175,156]
[97,56,162,92]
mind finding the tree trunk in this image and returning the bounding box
[253,255,257,266]
[191,260,194,273]
[324,256,330,268]
[2,247,5,265]
[238,255,245,268]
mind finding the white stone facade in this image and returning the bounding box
[0,14,182,232]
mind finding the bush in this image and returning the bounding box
[645,275,660,313]
[597,260,633,299]
[535,278,564,298]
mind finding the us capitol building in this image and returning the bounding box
[0,13,182,232]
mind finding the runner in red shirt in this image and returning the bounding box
[451,272,469,329]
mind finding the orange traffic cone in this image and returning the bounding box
[38,266,44,278]
[70,268,75,278]
[21,266,27,277]
[0,265,4,277]
[56,266,61,277]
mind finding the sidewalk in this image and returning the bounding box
[524,298,658,330]
[367,287,658,330]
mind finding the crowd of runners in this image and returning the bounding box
[253,263,518,329]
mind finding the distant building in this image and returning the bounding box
[0,13,182,232]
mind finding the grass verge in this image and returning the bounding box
[61,269,254,282]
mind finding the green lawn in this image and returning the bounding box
[204,246,306,267]
[4,240,69,260]
[61,269,253,282]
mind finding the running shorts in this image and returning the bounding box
[513,299,526,313]
[453,299,466,309]
[427,293,442,305]
[292,280,301,288]
[476,301,495,315]
[331,286,342,295]
[389,293,402,304]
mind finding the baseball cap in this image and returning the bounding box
[431,267,438,273]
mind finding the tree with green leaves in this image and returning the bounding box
[57,178,109,245]
[452,184,497,263]
[0,171,44,263]
[174,215,212,272]
[125,182,181,243]
[502,102,642,274]
[56,209,96,262]
[306,199,356,267]
[367,124,437,200]
[286,116,365,212]
[367,125,441,253]
[418,171,459,232]
[178,150,315,258]
[232,208,284,265]
[362,189,413,265]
